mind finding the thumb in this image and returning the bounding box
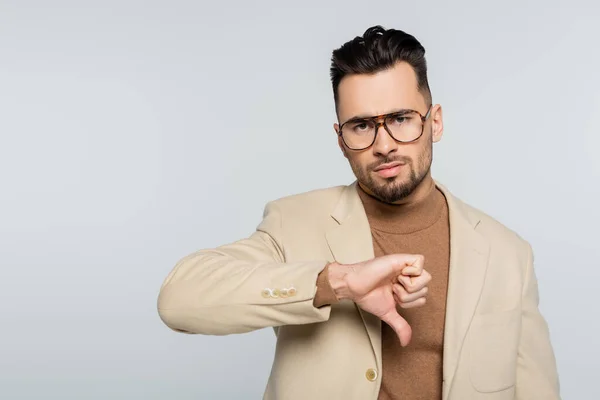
[381,309,412,347]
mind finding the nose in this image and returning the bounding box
[371,123,398,157]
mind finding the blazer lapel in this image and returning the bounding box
[437,183,490,400]
[325,182,381,371]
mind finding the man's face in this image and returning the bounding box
[335,62,443,203]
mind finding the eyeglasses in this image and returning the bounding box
[337,105,432,150]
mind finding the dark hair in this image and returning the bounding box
[330,25,432,112]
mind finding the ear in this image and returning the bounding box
[334,123,348,159]
[430,104,444,143]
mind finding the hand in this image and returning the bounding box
[393,261,431,309]
[327,254,428,347]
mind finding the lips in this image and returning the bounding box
[373,161,405,178]
[374,161,404,171]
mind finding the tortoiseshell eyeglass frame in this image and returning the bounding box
[337,105,432,151]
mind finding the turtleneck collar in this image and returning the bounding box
[356,178,446,234]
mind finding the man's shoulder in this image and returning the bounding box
[268,185,347,213]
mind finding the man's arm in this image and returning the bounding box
[515,243,561,399]
[157,201,331,335]
[157,200,431,344]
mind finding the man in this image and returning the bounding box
[157,26,560,400]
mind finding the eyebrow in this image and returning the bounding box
[343,108,414,124]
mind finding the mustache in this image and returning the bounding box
[367,156,412,171]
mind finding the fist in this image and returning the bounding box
[393,255,431,309]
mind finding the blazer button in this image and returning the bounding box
[279,288,288,298]
[261,288,272,298]
[287,287,297,297]
[365,368,378,382]
[272,289,280,298]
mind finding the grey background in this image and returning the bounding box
[1,1,598,399]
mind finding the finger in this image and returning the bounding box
[399,297,427,309]
[400,265,423,277]
[381,309,412,347]
[393,284,428,303]
[385,254,425,276]
[398,255,424,278]
[398,271,431,293]
[401,255,424,275]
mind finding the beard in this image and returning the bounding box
[348,136,432,204]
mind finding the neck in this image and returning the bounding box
[356,173,444,234]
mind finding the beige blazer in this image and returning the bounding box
[157,181,560,400]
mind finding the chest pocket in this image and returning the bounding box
[467,308,521,393]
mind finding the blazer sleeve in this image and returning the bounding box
[157,201,331,335]
[515,243,561,399]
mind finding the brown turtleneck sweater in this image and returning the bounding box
[314,180,450,400]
